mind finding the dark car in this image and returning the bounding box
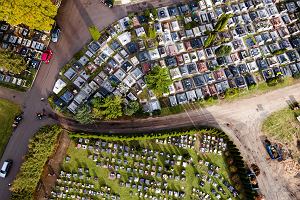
[101,0,113,8]
[51,26,61,43]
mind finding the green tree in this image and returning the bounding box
[124,101,140,116]
[0,50,27,74]
[74,105,94,124]
[204,32,217,48]
[92,96,123,120]
[144,9,151,21]
[147,25,156,39]
[214,13,233,32]
[145,66,172,96]
[0,0,58,31]
[151,8,158,19]
[88,26,101,41]
[11,126,61,200]
[215,45,232,57]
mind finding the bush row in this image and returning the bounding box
[11,125,62,200]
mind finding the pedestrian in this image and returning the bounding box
[8,183,11,186]
[40,97,45,101]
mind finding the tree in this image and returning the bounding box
[88,26,101,41]
[151,8,158,20]
[11,126,61,200]
[92,96,123,120]
[147,25,156,39]
[214,13,233,32]
[0,50,27,74]
[0,0,58,31]
[204,32,217,48]
[124,101,140,116]
[145,66,172,96]
[74,105,94,124]
[215,45,232,57]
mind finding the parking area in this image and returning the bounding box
[0,21,52,90]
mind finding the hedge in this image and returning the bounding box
[68,128,226,141]
[10,125,61,200]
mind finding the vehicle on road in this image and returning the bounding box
[41,49,53,64]
[12,113,23,129]
[51,26,61,43]
[36,112,44,120]
[100,0,113,8]
[0,160,13,178]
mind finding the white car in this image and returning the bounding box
[0,160,13,178]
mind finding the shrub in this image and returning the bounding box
[88,26,101,41]
[272,48,287,55]
[147,25,156,39]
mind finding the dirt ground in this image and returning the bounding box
[35,131,71,200]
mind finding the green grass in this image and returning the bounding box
[0,98,20,157]
[262,107,300,142]
[60,134,239,200]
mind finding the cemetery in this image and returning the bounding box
[50,130,249,199]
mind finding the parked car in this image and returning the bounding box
[51,26,60,43]
[12,113,23,130]
[41,49,53,64]
[0,159,13,178]
[100,0,113,8]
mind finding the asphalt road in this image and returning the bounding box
[0,0,299,199]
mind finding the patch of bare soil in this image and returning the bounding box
[35,131,71,200]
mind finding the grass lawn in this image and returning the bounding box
[0,98,21,157]
[59,134,240,200]
[262,107,300,142]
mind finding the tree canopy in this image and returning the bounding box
[11,126,61,200]
[204,32,217,48]
[124,101,140,116]
[0,50,27,74]
[215,45,232,57]
[145,66,172,96]
[0,0,58,31]
[214,13,233,32]
[74,105,94,124]
[92,96,123,120]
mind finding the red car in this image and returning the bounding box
[41,49,53,64]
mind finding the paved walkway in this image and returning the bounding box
[0,0,299,199]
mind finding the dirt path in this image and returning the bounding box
[35,132,71,200]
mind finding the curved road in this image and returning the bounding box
[0,0,299,199]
